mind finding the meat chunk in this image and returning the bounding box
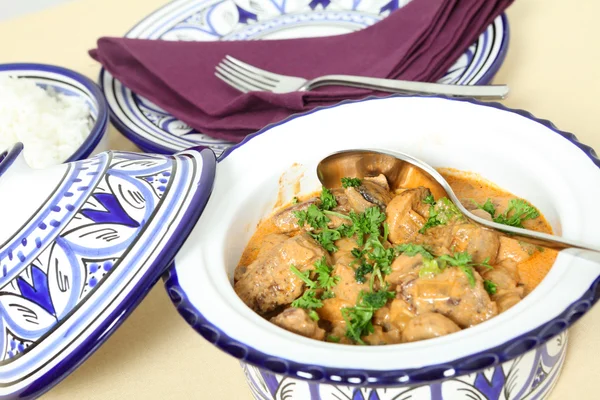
[234,233,330,314]
[364,174,390,191]
[451,225,500,264]
[272,198,318,233]
[234,233,288,282]
[402,313,461,342]
[363,325,402,345]
[400,267,498,328]
[386,187,431,244]
[481,266,524,313]
[423,223,500,264]
[272,192,350,233]
[271,308,325,340]
[345,180,394,213]
[331,263,370,304]
[385,253,423,290]
[373,298,415,333]
[497,236,533,264]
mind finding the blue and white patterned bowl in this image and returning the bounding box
[165,95,600,400]
[0,63,109,164]
[0,142,216,398]
[100,0,509,156]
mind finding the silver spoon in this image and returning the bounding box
[316,149,600,253]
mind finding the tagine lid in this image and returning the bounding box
[0,143,216,399]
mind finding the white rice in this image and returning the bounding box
[0,76,91,169]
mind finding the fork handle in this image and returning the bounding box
[302,75,509,99]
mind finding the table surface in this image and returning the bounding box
[1,0,599,398]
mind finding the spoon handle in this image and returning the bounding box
[378,149,600,254]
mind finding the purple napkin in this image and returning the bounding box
[91,0,513,142]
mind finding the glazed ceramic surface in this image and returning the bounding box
[100,0,509,155]
[0,63,110,162]
[240,331,567,399]
[165,95,600,397]
[0,143,215,398]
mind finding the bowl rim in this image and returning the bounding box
[164,94,600,387]
[97,7,510,155]
[0,62,109,163]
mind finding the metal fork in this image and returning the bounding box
[215,55,509,99]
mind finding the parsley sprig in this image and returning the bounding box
[420,197,464,233]
[472,198,540,228]
[341,290,395,344]
[341,177,362,188]
[289,258,340,319]
[484,279,498,296]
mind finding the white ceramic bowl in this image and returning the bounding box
[166,96,600,399]
[0,63,110,165]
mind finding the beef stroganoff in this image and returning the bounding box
[234,169,557,345]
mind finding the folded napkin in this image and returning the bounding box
[91,0,512,141]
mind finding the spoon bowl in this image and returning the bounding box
[317,148,600,253]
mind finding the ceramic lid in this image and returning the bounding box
[0,143,216,399]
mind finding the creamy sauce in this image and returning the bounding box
[235,171,557,345]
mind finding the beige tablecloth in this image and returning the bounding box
[0,0,598,398]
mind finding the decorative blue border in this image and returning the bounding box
[164,94,600,387]
[0,143,24,180]
[14,148,216,399]
[0,63,109,162]
[98,7,510,155]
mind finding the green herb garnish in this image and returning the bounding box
[419,197,464,234]
[341,177,362,188]
[484,279,498,296]
[472,198,540,228]
[310,228,341,252]
[494,199,540,228]
[423,194,435,205]
[320,187,337,211]
[293,204,330,230]
[342,290,395,344]
[314,256,340,298]
[396,243,434,260]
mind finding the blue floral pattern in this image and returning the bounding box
[0,152,175,362]
[240,332,568,400]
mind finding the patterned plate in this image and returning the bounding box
[0,143,215,398]
[100,0,510,156]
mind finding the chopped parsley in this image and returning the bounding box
[326,335,341,343]
[291,289,323,309]
[396,243,434,260]
[320,187,338,211]
[472,198,540,228]
[419,197,464,234]
[458,265,476,287]
[294,204,330,230]
[342,290,395,344]
[289,259,339,312]
[354,261,374,284]
[423,194,435,205]
[341,177,362,188]
[484,279,498,296]
[308,310,320,321]
[472,198,496,217]
[494,199,540,228]
[310,228,341,252]
[414,251,491,287]
[314,257,340,298]
[291,196,299,205]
